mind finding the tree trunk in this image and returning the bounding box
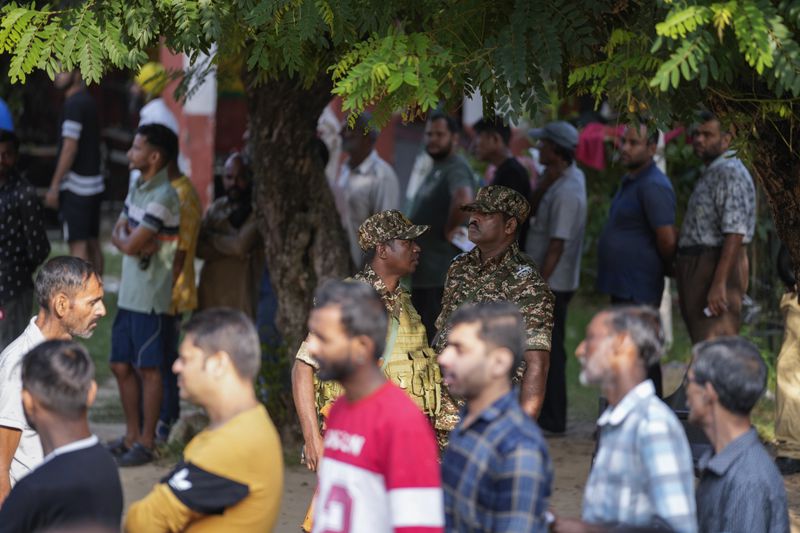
[245,73,350,354]
[751,120,800,287]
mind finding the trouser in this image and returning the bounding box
[538,290,573,433]
[159,314,182,425]
[609,296,663,397]
[676,246,748,344]
[411,286,444,345]
[776,292,800,459]
[0,287,33,352]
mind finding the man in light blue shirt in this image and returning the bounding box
[108,124,180,467]
[552,306,697,533]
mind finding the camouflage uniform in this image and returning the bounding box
[295,210,443,423]
[433,186,555,435]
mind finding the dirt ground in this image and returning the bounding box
[92,414,800,533]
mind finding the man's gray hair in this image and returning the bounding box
[604,305,665,367]
[35,256,99,310]
[691,336,766,415]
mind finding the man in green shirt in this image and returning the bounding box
[405,111,476,342]
[108,124,180,466]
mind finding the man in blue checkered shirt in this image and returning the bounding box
[440,301,553,532]
[553,306,697,533]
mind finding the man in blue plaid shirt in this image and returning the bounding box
[440,301,553,532]
[553,306,697,533]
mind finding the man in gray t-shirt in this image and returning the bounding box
[526,121,586,433]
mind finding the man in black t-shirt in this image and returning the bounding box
[0,340,122,532]
[45,70,105,275]
[473,116,532,249]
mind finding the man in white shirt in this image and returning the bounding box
[330,112,400,266]
[0,257,105,506]
[129,62,185,188]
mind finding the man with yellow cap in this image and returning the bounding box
[291,210,443,531]
[434,185,554,437]
[130,62,181,188]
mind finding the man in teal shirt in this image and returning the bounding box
[108,124,180,466]
[405,111,475,342]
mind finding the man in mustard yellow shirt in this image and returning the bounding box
[157,157,201,442]
[125,309,283,532]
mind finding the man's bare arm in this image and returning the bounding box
[707,233,744,316]
[45,137,79,209]
[653,225,677,275]
[111,224,158,257]
[172,250,187,285]
[0,426,22,507]
[519,349,549,418]
[291,359,324,472]
[540,238,565,281]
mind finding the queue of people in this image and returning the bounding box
[0,83,792,533]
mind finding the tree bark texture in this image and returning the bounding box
[245,73,351,355]
[751,120,800,287]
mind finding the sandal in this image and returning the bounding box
[105,436,130,457]
[116,442,155,467]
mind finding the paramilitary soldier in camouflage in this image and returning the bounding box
[292,210,443,472]
[435,185,554,432]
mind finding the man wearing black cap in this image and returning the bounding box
[527,121,587,434]
[434,185,554,435]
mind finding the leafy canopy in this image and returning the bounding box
[0,0,797,127]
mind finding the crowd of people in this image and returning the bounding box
[0,62,795,533]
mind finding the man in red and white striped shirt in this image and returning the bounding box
[307,279,443,533]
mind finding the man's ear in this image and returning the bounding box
[504,216,518,236]
[489,347,515,379]
[354,335,377,365]
[703,382,719,404]
[86,380,98,409]
[21,389,36,420]
[52,292,70,319]
[376,242,388,259]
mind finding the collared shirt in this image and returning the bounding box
[0,172,50,304]
[442,391,552,532]
[696,428,789,533]
[526,162,586,292]
[332,150,401,265]
[597,161,676,304]
[117,168,180,314]
[679,151,756,248]
[169,175,202,314]
[406,154,477,288]
[583,380,697,533]
[0,317,45,483]
[0,439,122,532]
[40,435,99,465]
[435,242,554,354]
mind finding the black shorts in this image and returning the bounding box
[60,190,102,242]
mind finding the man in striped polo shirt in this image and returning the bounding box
[108,123,180,467]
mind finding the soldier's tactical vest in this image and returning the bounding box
[315,293,441,419]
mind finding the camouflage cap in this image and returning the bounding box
[358,210,430,251]
[461,185,531,221]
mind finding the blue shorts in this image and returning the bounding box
[110,309,168,368]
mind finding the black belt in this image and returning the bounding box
[677,245,721,256]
